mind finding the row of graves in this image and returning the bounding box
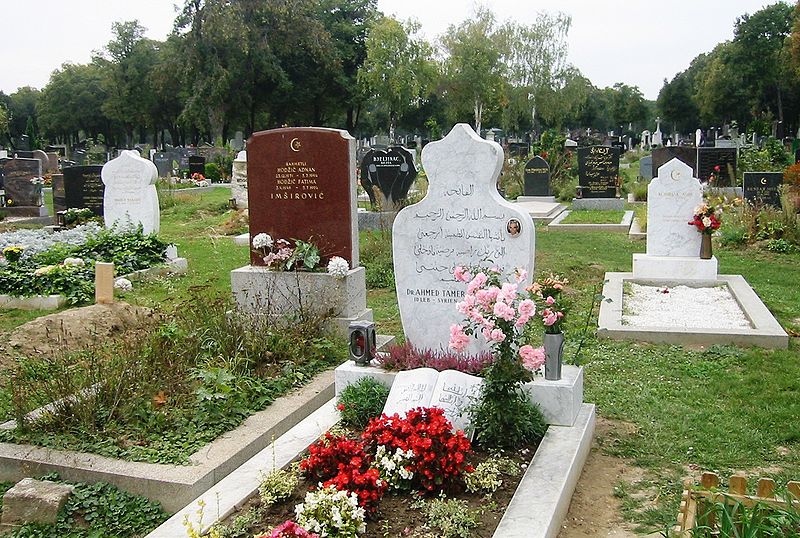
[151,123,596,537]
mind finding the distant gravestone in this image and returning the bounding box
[392,123,534,352]
[646,158,703,257]
[359,147,417,210]
[102,150,160,234]
[188,155,205,177]
[522,156,550,196]
[51,173,66,213]
[652,146,696,179]
[45,152,59,173]
[743,172,783,208]
[231,131,244,151]
[3,158,42,206]
[31,150,49,174]
[696,147,736,185]
[63,165,105,216]
[247,127,358,266]
[577,146,620,198]
[152,152,172,178]
[232,150,248,208]
[639,155,653,180]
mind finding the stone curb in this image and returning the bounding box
[598,272,789,349]
[548,210,634,232]
[0,373,335,512]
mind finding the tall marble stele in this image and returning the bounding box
[633,158,717,280]
[392,123,535,353]
[102,150,160,234]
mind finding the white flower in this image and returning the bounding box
[114,278,133,291]
[252,232,273,250]
[63,257,85,267]
[33,265,57,276]
[702,216,712,228]
[327,256,349,278]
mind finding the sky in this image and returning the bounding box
[0,0,782,100]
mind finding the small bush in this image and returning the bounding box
[259,465,298,505]
[336,377,389,428]
[422,497,480,538]
[360,230,394,288]
[204,162,222,182]
[378,342,494,374]
[463,455,520,494]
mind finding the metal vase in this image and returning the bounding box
[543,332,564,381]
[700,233,712,259]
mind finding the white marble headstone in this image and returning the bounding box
[646,158,703,257]
[102,150,160,234]
[392,123,534,352]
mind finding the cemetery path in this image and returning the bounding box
[0,302,157,365]
[559,417,655,538]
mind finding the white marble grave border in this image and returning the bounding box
[548,210,634,233]
[598,272,788,349]
[146,396,595,538]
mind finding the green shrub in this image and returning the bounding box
[463,455,520,494]
[360,230,394,288]
[337,377,390,428]
[259,464,298,505]
[204,162,222,182]
[422,497,480,538]
[719,225,748,248]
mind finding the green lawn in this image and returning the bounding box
[560,209,626,224]
[1,190,798,532]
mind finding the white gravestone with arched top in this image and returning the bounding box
[102,150,160,234]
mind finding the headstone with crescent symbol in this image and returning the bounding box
[645,158,703,257]
[743,172,783,208]
[246,127,359,266]
[359,147,417,210]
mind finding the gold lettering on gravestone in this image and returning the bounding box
[270,160,325,201]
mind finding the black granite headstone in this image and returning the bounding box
[651,147,697,179]
[52,173,66,213]
[2,158,42,206]
[360,146,417,208]
[62,165,105,216]
[577,146,620,198]
[189,155,206,176]
[697,147,737,186]
[743,172,783,208]
[522,156,550,196]
[507,143,529,158]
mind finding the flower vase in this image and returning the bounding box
[700,233,712,260]
[543,332,564,381]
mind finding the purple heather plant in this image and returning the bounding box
[377,342,494,375]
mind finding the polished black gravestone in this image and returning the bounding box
[522,156,550,196]
[697,147,736,186]
[577,146,620,198]
[63,165,105,215]
[189,155,205,176]
[359,147,417,210]
[743,172,783,208]
[153,152,173,178]
[651,146,696,179]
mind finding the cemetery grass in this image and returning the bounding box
[559,209,626,224]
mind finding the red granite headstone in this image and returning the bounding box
[247,127,358,267]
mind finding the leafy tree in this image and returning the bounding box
[358,16,435,141]
[440,8,505,133]
[501,12,571,132]
[7,87,41,143]
[0,104,9,145]
[657,71,700,134]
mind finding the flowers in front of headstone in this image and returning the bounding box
[377,342,494,375]
[528,274,569,334]
[259,520,320,538]
[708,164,721,184]
[373,445,415,490]
[29,176,44,186]
[362,407,473,493]
[252,235,323,272]
[114,278,133,292]
[326,256,349,278]
[190,172,208,187]
[2,245,25,264]
[688,203,722,235]
[63,207,95,226]
[294,486,366,538]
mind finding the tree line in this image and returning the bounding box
[3,1,793,151]
[658,1,800,138]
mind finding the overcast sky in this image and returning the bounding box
[0,0,782,100]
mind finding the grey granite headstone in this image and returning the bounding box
[3,158,42,206]
[743,172,783,208]
[639,155,653,180]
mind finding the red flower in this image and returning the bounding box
[337,403,345,411]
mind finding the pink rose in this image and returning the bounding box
[515,268,528,283]
[518,299,535,317]
[545,295,555,305]
[448,324,470,352]
[493,302,516,321]
[543,311,559,326]
[467,272,488,294]
[515,313,530,327]
[520,345,546,371]
[489,328,506,342]
[500,282,518,303]
[454,266,471,283]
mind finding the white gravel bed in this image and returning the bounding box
[623,282,752,330]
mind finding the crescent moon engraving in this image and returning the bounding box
[760,177,767,185]
[671,169,681,181]
[290,138,301,152]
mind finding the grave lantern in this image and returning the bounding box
[348,321,376,366]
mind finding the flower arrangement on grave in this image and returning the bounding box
[2,245,25,264]
[688,203,722,235]
[529,274,569,334]
[251,232,350,277]
[708,164,721,184]
[63,207,95,227]
[449,265,548,449]
[191,172,209,187]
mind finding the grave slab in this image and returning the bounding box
[548,210,634,233]
[513,200,566,223]
[570,197,624,210]
[632,254,718,280]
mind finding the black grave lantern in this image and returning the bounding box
[348,321,376,366]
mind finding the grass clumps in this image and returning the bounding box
[336,377,389,428]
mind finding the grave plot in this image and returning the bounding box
[548,208,634,232]
[598,158,788,349]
